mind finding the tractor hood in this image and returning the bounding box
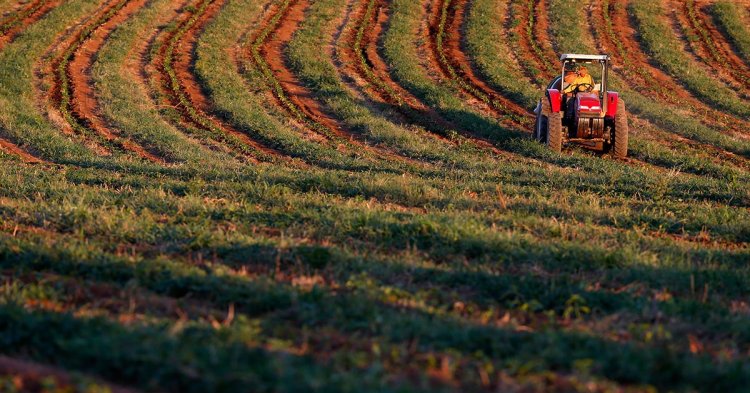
[576,93,602,114]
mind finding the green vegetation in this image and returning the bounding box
[711,1,750,65]
[0,0,749,391]
[629,0,750,119]
[91,0,232,166]
[465,0,539,107]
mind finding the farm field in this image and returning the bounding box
[0,0,749,391]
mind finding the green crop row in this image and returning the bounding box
[522,0,556,75]
[286,0,467,164]
[710,1,750,66]
[90,0,234,167]
[247,0,344,143]
[434,0,527,125]
[55,0,130,154]
[158,0,275,162]
[0,0,109,163]
[2,157,750,390]
[685,0,724,67]
[352,0,405,106]
[629,0,750,119]
[464,0,539,108]
[197,0,431,174]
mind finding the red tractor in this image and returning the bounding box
[534,54,629,157]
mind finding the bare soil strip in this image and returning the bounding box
[589,0,750,139]
[440,0,531,124]
[336,0,458,140]
[0,355,140,393]
[0,0,50,41]
[48,0,136,158]
[425,0,522,128]
[335,0,526,159]
[586,1,750,166]
[0,0,58,164]
[252,0,430,167]
[510,0,556,83]
[255,0,348,143]
[679,0,750,90]
[68,0,167,164]
[155,0,278,162]
[533,0,559,70]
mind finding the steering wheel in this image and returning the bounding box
[575,83,595,93]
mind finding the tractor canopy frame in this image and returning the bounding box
[558,54,611,116]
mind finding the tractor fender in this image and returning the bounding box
[606,92,619,118]
[546,89,562,113]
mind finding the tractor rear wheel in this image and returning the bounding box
[612,99,629,158]
[546,108,563,153]
[535,99,549,142]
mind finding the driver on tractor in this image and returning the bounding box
[563,65,594,94]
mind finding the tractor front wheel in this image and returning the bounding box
[612,99,629,158]
[546,110,563,153]
[535,99,549,142]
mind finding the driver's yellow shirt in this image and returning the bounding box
[563,74,594,93]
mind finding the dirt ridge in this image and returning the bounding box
[588,0,750,139]
[336,0,458,140]
[251,0,430,168]
[67,0,167,164]
[585,0,750,166]
[680,0,750,90]
[509,0,556,83]
[0,0,59,164]
[441,0,532,124]
[154,0,279,163]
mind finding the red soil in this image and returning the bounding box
[0,356,140,393]
[0,0,54,48]
[424,0,513,124]
[259,0,348,141]
[0,1,58,164]
[591,0,750,138]
[68,0,166,164]
[682,0,750,90]
[533,0,559,69]
[442,0,532,121]
[44,0,119,156]
[158,0,281,162]
[255,0,430,167]
[511,0,556,82]
[336,0,457,138]
[584,1,750,165]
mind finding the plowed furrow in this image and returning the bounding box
[52,0,151,159]
[509,0,556,83]
[439,0,531,125]
[252,0,346,143]
[336,0,520,158]
[680,0,750,90]
[532,0,558,67]
[253,0,427,167]
[67,0,167,164]
[591,0,750,139]
[0,0,46,41]
[0,0,58,164]
[337,0,458,140]
[156,0,277,162]
[586,0,750,165]
[425,0,524,129]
